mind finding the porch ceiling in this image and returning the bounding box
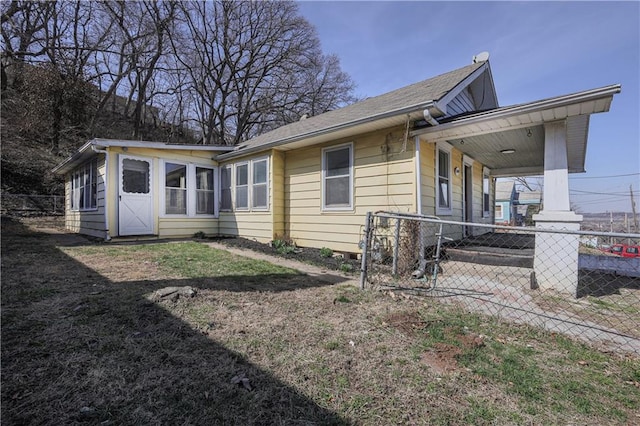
[414,84,619,178]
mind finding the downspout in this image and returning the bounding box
[415,107,440,278]
[414,136,422,215]
[92,146,111,241]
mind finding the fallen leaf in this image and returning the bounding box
[578,360,588,366]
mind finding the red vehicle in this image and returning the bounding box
[621,245,640,258]
[610,244,625,255]
[609,244,640,258]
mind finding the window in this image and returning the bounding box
[252,158,268,209]
[483,168,491,218]
[495,204,504,219]
[220,166,232,211]
[165,163,187,214]
[235,163,249,210]
[224,158,269,211]
[163,162,217,216]
[195,167,214,215]
[322,143,353,210]
[71,159,98,211]
[436,142,452,215]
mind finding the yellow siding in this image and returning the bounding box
[219,211,273,243]
[158,218,218,237]
[272,150,285,238]
[285,126,416,253]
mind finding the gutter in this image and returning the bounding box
[91,146,111,242]
[216,100,446,161]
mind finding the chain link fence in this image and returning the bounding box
[1,193,65,216]
[359,211,640,355]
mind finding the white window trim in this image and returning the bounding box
[250,156,270,211]
[321,142,354,211]
[70,159,98,212]
[220,165,233,212]
[435,141,453,216]
[482,167,491,218]
[222,156,272,213]
[234,161,250,211]
[160,160,218,218]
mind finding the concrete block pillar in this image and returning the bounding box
[533,121,583,297]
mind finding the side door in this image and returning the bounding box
[118,155,154,236]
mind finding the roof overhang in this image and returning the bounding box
[215,101,442,161]
[52,138,234,175]
[412,84,621,177]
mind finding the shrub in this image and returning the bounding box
[339,263,355,273]
[272,238,296,255]
[319,247,333,258]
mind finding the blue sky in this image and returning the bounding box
[297,1,640,214]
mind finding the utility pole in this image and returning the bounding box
[610,211,614,245]
[631,185,639,233]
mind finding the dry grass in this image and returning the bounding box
[2,216,639,425]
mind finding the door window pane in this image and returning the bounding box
[122,159,150,194]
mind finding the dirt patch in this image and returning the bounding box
[421,343,463,375]
[384,310,486,375]
[384,311,426,336]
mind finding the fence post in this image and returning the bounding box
[392,217,401,276]
[359,212,373,290]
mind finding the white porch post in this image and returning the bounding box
[533,121,583,297]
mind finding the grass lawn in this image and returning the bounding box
[2,217,639,425]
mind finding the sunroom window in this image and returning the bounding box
[165,163,187,214]
[220,166,232,211]
[164,162,216,216]
[195,167,214,215]
[71,159,98,211]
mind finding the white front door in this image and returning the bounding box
[119,155,154,236]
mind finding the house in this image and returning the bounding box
[494,180,516,225]
[515,190,542,225]
[53,55,620,295]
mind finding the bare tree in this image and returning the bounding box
[173,0,355,145]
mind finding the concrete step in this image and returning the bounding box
[446,246,534,268]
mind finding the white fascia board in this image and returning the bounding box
[52,138,234,175]
[412,84,620,141]
[91,138,234,152]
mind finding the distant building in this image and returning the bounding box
[495,180,516,225]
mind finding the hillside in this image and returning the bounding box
[1,87,197,196]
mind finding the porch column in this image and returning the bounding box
[533,121,582,297]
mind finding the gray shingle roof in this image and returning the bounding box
[232,61,485,154]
